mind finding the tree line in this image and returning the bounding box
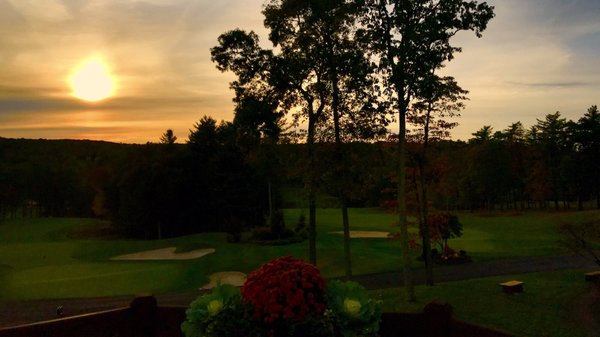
[0,123,268,240]
[395,107,599,213]
[1,105,598,229]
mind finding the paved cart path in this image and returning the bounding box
[0,254,597,328]
[352,254,597,289]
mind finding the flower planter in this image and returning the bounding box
[182,256,381,337]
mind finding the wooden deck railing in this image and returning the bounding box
[0,295,515,337]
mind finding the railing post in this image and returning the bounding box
[130,294,158,337]
[423,302,454,337]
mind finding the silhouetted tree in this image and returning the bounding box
[261,0,338,264]
[270,0,386,276]
[575,105,600,208]
[467,135,512,209]
[408,75,467,285]
[470,125,494,144]
[211,29,288,242]
[187,116,267,239]
[359,0,494,300]
[534,112,569,210]
[501,121,526,143]
[211,29,284,145]
[159,129,177,145]
[499,122,527,209]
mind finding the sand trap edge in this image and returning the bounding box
[330,231,391,238]
[111,247,215,261]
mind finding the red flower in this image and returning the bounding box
[241,256,327,323]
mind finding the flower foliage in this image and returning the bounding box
[241,256,327,323]
[327,280,382,337]
[181,284,258,337]
[182,257,381,337]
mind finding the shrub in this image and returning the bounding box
[295,213,308,239]
[269,210,286,237]
[251,211,305,245]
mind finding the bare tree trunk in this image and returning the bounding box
[417,158,434,286]
[398,98,416,302]
[268,180,273,219]
[309,194,317,264]
[329,61,352,278]
[156,223,162,240]
[342,204,352,278]
[308,118,317,265]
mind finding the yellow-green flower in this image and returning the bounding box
[343,298,361,317]
[207,299,223,316]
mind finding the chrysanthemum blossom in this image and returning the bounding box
[241,256,327,323]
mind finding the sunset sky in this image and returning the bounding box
[1,0,599,143]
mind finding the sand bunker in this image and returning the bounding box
[202,271,247,289]
[330,231,391,238]
[112,247,215,261]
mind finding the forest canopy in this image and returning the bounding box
[1,106,599,238]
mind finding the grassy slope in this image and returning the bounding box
[0,210,407,299]
[0,209,598,300]
[453,212,568,260]
[371,269,596,337]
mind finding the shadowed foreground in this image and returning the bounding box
[0,254,596,329]
[0,295,514,337]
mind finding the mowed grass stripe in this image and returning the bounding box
[0,209,599,300]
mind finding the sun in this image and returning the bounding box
[70,57,115,102]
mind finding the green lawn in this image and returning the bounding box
[1,210,599,335]
[370,269,599,337]
[282,208,598,262]
[0,209,598,302]
[453,212,572,260]
[0,211,407,300]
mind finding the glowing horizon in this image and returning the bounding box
[0,0,598,144]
